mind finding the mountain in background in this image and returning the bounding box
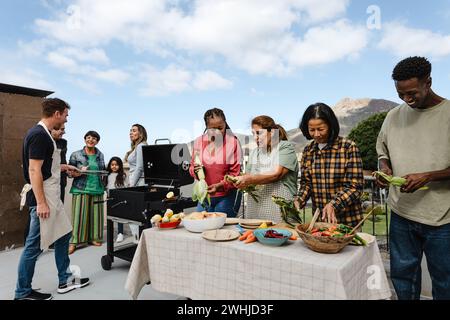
[238,98,399,154]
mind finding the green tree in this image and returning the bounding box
[348,112,388,171]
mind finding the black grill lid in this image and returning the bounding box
[142,144,193,187]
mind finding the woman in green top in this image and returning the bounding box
[233,116,299,223]
[68,131,106,254]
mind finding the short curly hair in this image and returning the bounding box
[392,56,432,81]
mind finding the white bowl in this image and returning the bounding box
[182,212,226,233]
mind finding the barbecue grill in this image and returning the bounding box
[101,141,196,271]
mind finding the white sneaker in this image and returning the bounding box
[116,233,124,243]
[57,278,90,294]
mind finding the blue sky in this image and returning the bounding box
[1,0,449,162]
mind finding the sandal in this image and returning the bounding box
[90,241,103,247]
[68,244,76,255]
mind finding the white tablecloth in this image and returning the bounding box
[125,226,392,300]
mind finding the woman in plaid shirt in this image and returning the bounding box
[296,103,364,227]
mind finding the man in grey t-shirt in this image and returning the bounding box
[376,56,450,300]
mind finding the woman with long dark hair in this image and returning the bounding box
[125,124,148,187]
[105,157,129,243]
[296,103,364,226]
[124,124,148,242]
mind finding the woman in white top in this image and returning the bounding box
[125,124,148,187]
[124,124,148,242]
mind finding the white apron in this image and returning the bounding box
[36,122,73,250]
[246,146,293,223]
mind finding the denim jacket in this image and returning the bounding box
[69,147,106,190]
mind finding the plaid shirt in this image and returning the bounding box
[297,136,364,227]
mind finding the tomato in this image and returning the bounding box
[312,232,323,237]
[329,226,337,232]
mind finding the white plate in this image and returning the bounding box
[225,218,240,225]
[238,219,274,226]
[202,229,240,242]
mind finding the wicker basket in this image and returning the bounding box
[296,222,355,254]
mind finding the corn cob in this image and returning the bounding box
[373,171,429,190]
[192,154,211,206]
[224,175,261,203]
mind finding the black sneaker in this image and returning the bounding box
[57,278,90,294]
[15,290,53,300]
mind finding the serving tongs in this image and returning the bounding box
[306,208,321,233]
[73,168,109,176]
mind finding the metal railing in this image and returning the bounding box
[237,175,391,251]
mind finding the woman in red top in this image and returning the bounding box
[189,108,242,217]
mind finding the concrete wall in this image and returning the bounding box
[0,93,43,251]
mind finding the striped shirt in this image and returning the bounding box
[297,136,364,227]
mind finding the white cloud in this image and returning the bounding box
[18,39,55,57]
[140,64,233,96]
[192,71,233,91]
[140,64,192,96]
[250,88,265,96]
[46,49,129,85]
[69,77,102,95]
[57,47,110,64]
[0,68,52,90]
[378,22,450,58]
[287,19,368,68]
[93,69,129,84]
[34,0,364,76]
[47,51,79,70]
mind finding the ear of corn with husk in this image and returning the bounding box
[192,154,211,206]
[271,195,303,227]
[373,171,429,190]
[224,174,261,203]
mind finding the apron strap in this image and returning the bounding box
[20,184,32,211]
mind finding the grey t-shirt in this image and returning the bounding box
[376,99,450,226]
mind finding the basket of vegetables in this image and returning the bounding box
[296,223,361,254]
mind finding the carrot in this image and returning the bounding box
[289,235,298,241]
[244,234,257,244]
[239,230,253,241]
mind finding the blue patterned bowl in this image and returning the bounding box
[253,228,292,246]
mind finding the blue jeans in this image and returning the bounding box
[196,189,241,218]
[390,212,450,300]
[15,207,73,299]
